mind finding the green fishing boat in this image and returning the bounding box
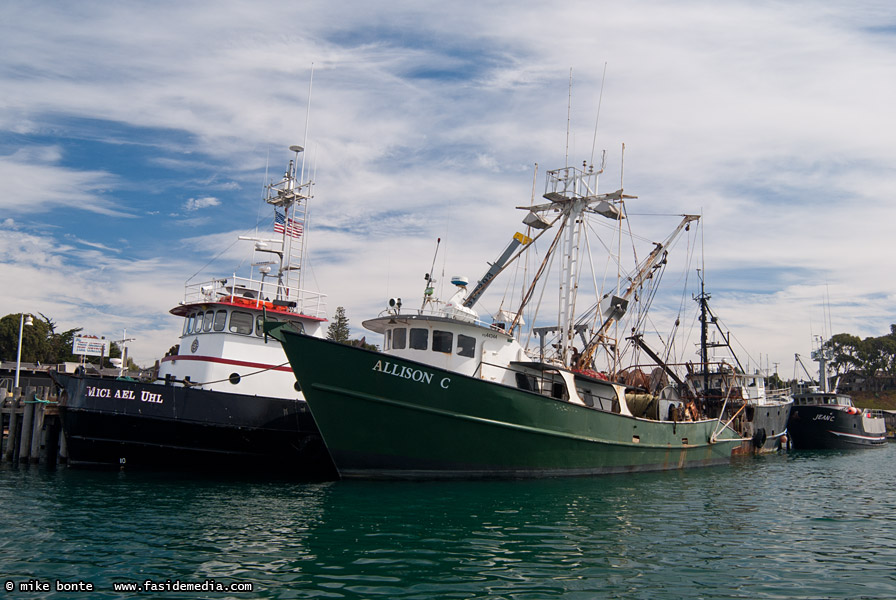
[269,161,742,479]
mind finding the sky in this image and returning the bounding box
[2,1,895,378]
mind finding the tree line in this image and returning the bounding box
[0,313,123,368]
[824,325,896,380]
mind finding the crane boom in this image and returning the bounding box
[462,232,532,309]
[575,214,699,370]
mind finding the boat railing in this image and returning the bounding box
[409,303,515,335]
[766,387,793,401]
[183,275,327,319]
[544,165,600,200]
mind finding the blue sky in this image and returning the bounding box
[2,1,896,376]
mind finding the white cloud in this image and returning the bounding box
[0,147,130,216]
[184,196,221,211]
[0,227,185,365]
[2,0,896,374]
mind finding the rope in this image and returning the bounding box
[175,362,291,387]
[25,396,57,404]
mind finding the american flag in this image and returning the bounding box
[274,210,303,238]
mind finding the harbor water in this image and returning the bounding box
[2,446,894,599]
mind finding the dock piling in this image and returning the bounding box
[1,386,62,466]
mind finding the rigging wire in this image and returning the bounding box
[590,62,608,168]
[638,220,701,368]
[497,164,540,319]
[184,222,267,285]
[517,216,568,347]
[524,239,562,357]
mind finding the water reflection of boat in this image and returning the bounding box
[270,159,743,479]
[57,146,336,477]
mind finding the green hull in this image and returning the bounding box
[272,328,741,479]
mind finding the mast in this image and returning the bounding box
[811,342,830,393]
[516,161,698,370]
[270,145,310,300]
[698,272,710,393]
[693,272,744,381]
[239,145,312,304]
[521,162,618,366]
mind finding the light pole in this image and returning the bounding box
[14,313,33,390]
[116,329,136,377]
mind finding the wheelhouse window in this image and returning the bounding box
[213,310,227,331]
[581,389,595,407]
[432,330,453,354]
[286,320,305,334]
[409,328,428,350]
[392,328,407,349]
[255,315,270,337]
[457,334,476,358]
[202,311,214,332]
[189,312,202,334]
[515,372,538,392]
[185,313,195,335]
[551,381,567,400]
[229,311,254,335]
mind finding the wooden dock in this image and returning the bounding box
[1,386,65,465]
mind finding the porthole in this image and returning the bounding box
[229,372,241,385]
[294,381,302,392]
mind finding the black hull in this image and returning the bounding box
[788,405,887,450]
[55,374,336,478]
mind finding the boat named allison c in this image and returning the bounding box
[270,161,743,479]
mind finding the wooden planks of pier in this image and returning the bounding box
[1,386,66,466]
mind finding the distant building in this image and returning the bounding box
[1,361,152,396]
[836,370,896,393]
[0,361,56,393]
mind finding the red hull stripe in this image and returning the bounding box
[160,354,293,372]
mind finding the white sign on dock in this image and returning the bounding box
[73,336,108,357]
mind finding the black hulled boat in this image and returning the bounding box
[788,349,886,449]
[55,146,336,477]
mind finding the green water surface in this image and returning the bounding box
[1,446,894,599]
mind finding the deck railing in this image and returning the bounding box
[183,274,327,319]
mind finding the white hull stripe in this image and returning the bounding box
[828,430,886,442]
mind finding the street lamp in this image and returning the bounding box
[14,313,33,390]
